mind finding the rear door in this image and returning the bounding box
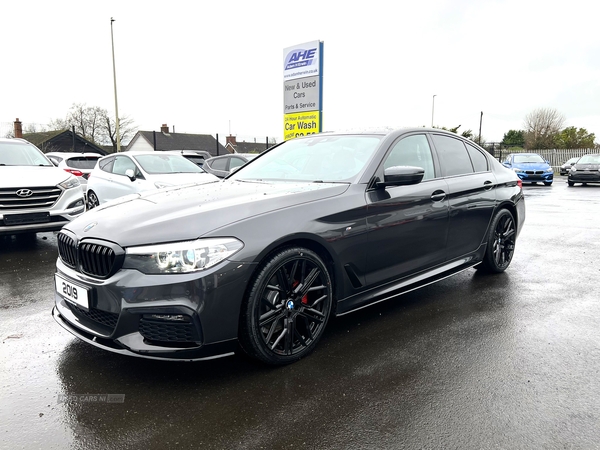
[430,134,496,261]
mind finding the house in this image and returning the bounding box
[126,124,227,156]
[12,119,108,155]
[223,134,271,154]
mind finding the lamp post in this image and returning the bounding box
[478,111,483,146]
[110,17,121,152]
[431,94,437,128]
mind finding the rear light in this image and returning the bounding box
[64,168,84,177]
[517,179,523,189]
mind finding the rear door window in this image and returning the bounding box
[431,134,474,177]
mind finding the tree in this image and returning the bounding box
[502,129,525,148]
[523,108,565,149]
[50,103,136,150]
[103,114,136,151]
[554,126,596,149]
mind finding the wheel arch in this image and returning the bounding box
[245,233,342,313]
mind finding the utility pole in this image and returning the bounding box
[111,18,121,152]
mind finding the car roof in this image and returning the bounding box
[102,151,189,159]
[0,137,38,145]
[163,150,211,156]
[46,152,102,157]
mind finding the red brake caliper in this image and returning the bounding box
[292,281,309,305]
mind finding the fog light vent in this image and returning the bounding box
[139,315,199,343]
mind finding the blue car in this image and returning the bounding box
[502,153,553,186]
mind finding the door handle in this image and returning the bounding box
[430,190,446,201]
[483,180,493,190]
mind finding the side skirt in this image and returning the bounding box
[336,256,481,317]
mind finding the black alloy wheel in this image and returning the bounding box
[87,190,100,209]
[239,247,333,365]
[477,209,516,273]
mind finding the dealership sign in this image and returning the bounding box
[283,41,323,140]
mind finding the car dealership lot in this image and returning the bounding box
[1,179,599,449]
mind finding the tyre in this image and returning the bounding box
[239,247,333,365]
[543,181,553,186]
[568,181,574,187]
[477,209,516,274]
[87,190,100,209]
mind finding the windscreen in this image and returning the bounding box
[0,142,53,166]
[229,135,382,182]
[577,154,600,164]
[514,154,545,163]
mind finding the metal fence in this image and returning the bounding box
[488,147,598,172]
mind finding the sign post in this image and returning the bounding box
[283,40,324,140]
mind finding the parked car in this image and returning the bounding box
[164,150,212,168]
[0,138,85,236]
[502,153,553,185]
[86,151,219,209]
[202,153,259,178]
[567,153,600,186]
[52,128,525,365]
[45,152,102,193]
[559,157,580,176]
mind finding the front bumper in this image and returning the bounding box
[515,172,553,183]
[0,188,85,236]
[568,172,600,184]
[53,257,256,360]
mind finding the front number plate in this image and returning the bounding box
[55,274,89,309]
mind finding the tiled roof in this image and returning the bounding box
[133,131,227,156]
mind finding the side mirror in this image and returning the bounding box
[377,166,424,188]
[125,169,136,181]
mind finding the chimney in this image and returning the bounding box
[226,134,237,147]
[14,118,23,138]
[160,124,169,133]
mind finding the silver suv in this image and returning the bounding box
[0,138,86,236]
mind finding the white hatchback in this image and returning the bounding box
[45,152,102,194]
[86,151,219,209]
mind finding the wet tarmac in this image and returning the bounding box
[1,179,599,449]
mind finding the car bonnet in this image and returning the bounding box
[63,180,350,247]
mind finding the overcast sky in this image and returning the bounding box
[3,0,599,144]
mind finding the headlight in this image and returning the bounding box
[546,168,553,173]
[154,182,174,189]
[570,167,577,172]
[59,176,81,189]
[123,238,244,274]
[513,168,524,173]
